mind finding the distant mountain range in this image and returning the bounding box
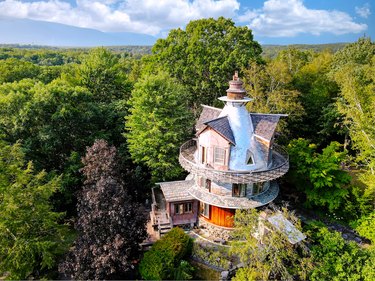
[0,17,348,56]
[0,17,157,47]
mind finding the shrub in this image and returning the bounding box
[139,227,193,280]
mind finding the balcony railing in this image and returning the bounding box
[188,181,279,209]
[179,139,289,184]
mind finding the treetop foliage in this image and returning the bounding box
[0,141,70,280]
[148,17,262,112]
[126,72,193,181]
[287,139,351,212]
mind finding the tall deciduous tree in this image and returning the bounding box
[126,72,193,181]
[287,139,351,212]
[60,140,147,280]
[292,51,341,144]
[242,60,304,138]
[0,141,69,280]
[330,38,375,205]
[147,17,262,113]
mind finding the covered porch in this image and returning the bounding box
[151,180,199,235]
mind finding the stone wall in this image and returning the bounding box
[198,217,234,241]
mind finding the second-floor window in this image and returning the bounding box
[214,147,226,165]
[233,183,247,197]
[201,146,206,164]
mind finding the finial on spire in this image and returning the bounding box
[226,71,246,100]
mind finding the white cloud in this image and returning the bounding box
[0,0,240,35]
[355,3,371,19]
[242,0,367,37]
[237,9,259,23]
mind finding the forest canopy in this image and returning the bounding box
[0,18,373,280]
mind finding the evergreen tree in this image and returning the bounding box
[60,140,147,280]
[0,141,69,280]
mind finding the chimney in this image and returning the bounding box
[226,71,246,100]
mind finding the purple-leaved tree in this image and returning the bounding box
[60,139,148,279]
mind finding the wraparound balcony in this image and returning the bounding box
[179,139,289,184]
[188,181,279,209]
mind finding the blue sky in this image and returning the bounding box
[0,0,373,45]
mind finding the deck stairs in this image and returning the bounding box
[151,187,172,237]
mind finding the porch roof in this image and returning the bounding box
[157,180,195,202]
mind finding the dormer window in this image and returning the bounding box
[247,150,254,165]
[214,147,226,165]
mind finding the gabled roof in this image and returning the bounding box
[250,113,285,142]
[203,116,236,145]
[196,105,222,131]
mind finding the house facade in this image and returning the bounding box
[151,72,289,238]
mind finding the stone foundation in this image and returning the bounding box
[198,217,234,241]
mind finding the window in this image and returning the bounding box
[247,150,254,165]
[205,179,211,191]
[214,147,226,165]
[201,146,206,164]
[253,182,263,195]
[175,202,193,215]
[232,183,247,197]
[184,202,192,213]
[175,204,184,215]
[200,202,210,218]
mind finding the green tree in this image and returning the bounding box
[148,17,262,113]
[331,37,375,70]
[275,47,313,76]
[242,60,304,137]
[0,78,129,213]
[0,142,69,280]
[307,223,375,281]
[0,58,40,83]
[230,208,311,281]
[355,211,375,244]
[287,139,351,212]
[69,47,132,102]
[330,39,375,205]
[292,51,340,143]
[126,72,193,181]
[139,227,193,280]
